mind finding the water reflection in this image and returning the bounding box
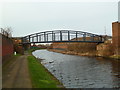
[33,50,120,88]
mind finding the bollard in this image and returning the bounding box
[14,52,16,55]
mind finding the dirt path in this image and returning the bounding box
[2,53,32,88]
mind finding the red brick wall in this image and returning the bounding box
[51,42,68,50]
[51,42,97,53]
[1,34,14,63]
[97,43,114,56]
[112,22,120,55]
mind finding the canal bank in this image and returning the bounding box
[2,49,64,88]
[50,39,120,60]
[33,49,120,88]
[48,48,120,60]
[27,49,64,88]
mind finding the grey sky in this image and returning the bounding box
[1,2,118,37]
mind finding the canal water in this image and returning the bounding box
[32,49,120,88]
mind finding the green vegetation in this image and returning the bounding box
[27,48,44,54]
[109,55,120,60]
[27,54,63,88]
[27,48,37,54]
[30,46,40,50]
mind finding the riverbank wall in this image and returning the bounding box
[96,40,114,57]
[51,42,97,56]
[50,40,114,57]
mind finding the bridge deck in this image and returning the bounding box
[22,40,104,44]
[22,30,105,44]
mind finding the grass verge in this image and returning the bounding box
[27,54,64,88]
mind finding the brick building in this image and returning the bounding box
[112,22,120,55]
[12,37,24,54]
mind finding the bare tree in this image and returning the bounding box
[1,27,12,37]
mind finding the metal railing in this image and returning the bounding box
[0,28,11,37]
[22,30,104,44]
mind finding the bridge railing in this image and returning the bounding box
[22,30,104,44]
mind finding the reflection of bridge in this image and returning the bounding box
[22,30,104,44]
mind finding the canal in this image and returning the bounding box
[32,49,120,88]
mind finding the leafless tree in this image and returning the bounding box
[0,27,12,37]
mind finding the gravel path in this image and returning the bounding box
[2,54,32,88]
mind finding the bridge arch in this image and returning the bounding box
[22,30,104,44]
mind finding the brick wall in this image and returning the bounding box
[112,22,120,55]
[51,42,97,53]
[12,37,24,54]
[97,43,114,57]
[51,42,68,50]
[1,34,14,63]
[67,43,97,53]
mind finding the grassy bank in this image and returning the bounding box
[109,55,120,60]
[49,49,120,60]
[27,50,64,88]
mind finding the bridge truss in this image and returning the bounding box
[22,30,104,44]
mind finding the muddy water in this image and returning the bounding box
[32,50,120,88]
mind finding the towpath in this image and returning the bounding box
[2,52,32,88]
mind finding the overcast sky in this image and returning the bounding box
[0,1,118,37]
